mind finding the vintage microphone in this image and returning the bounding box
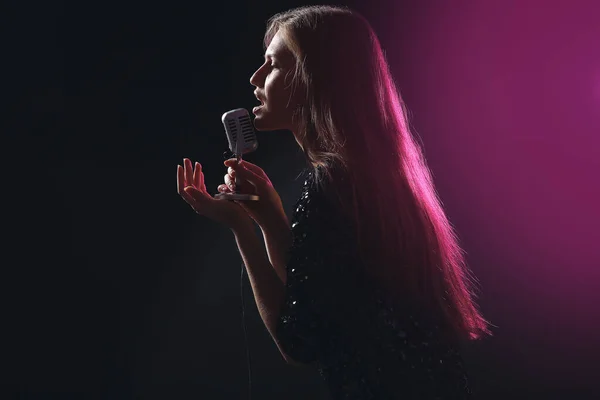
[214,108,260,201]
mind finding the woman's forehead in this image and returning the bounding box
[265,31,294,59]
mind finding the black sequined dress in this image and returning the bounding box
[275,167,473,399]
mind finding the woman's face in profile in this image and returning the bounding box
[250,30,301,132]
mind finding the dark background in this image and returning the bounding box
[4,0,599,398]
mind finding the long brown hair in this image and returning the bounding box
[265,5,490,340]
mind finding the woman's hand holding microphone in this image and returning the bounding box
[218,158,289,233]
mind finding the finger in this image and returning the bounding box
[184,158,193,186]
[217,184,230,192]
[198,162,205,190]
[225,173,236,190]
[193,162,202,191]
[183,186,208,208]
[227,167,238,186]
[224,158,240,167]
[177,165,185,194]
[225,158,264,176]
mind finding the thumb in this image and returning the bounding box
[235,162,265,189]
[184,186,204,202]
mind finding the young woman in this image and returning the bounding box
[178,5,490,399]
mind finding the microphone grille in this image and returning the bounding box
[221,108,259,155]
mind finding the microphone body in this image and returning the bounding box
[214,108,260,201]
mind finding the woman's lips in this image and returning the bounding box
[253,93,265,114]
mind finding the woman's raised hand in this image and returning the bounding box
[177,158,253,231]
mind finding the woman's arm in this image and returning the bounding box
[230,223,300,365]
[259,215,293,285]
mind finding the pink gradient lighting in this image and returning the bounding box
[594,71,600,102]
[386,0,600,391]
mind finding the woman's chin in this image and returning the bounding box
[252,108,288,132]
[252,110,273,131]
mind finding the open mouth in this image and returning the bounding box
[253,97,265,113]
[253,91,265,113]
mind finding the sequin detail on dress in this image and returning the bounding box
[276,168,473,399]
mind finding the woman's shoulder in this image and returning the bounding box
[304,164,353,209]
[295,167,356,236]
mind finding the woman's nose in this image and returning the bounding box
[249,64,265,86]
[249,69,259,86]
